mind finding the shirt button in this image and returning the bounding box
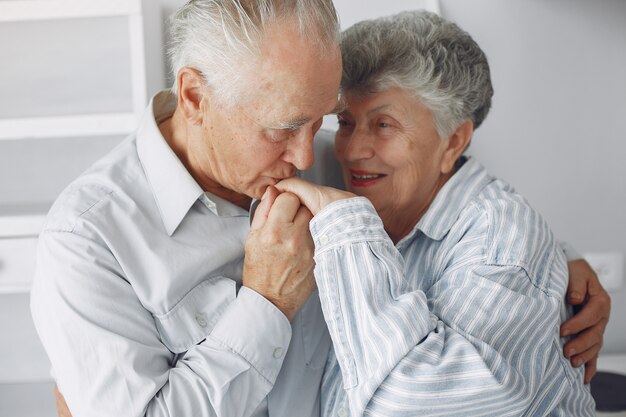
[338,407,347,417]
[202,195,216,210]
[196,315,207,328]
[319,235,330,245]
[273,347,283,359]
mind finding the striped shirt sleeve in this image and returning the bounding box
[311,197,589,417]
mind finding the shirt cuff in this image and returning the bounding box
[210,286,292,384]
[559,240,582,262]
[309,197,388,252]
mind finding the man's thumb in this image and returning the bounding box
[250,186,279,230]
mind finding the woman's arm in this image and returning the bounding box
[278,177,610,385]
[310,197,592,416]
[277,178,598,416]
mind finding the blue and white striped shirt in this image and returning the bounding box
[310,157,595,417]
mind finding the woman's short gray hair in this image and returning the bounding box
[340,10,493,138]
[168,0,339,105]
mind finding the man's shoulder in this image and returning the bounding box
[43,136,146,234]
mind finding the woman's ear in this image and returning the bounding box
[441,120,473,174]
[176,67,208,126]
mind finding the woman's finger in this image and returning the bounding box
[266,192,304,224]
[275,177,322,213]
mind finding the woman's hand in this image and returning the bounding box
[561,259,611,384]
[275,177,356,215]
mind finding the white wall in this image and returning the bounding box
[143,0,626,353]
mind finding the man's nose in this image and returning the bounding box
[285,128,315,170]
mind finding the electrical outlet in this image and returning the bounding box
[582,252,624,292]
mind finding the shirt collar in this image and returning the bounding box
[396,157,493,248]
[137,91,251,235]
[136,91,203,236]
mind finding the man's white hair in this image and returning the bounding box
[168,0,340,105]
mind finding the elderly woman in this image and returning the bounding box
[278,10,596,416]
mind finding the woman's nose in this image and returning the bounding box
[343,130,375,162]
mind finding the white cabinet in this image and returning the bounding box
[0,0,146,140]
[0,0,147,285]
[0,1,147,415]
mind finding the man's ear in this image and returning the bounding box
[176,67,208,126]
[441,120,473,174]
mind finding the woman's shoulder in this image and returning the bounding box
[459,176,565,291]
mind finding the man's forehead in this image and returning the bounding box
[265,91,344,129]
[250,33,342,128]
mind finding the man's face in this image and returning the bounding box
[192,22,343,201]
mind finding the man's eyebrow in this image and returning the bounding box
[272,93,346,130]
[275,118,310,131]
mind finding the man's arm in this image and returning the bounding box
[31,230,290,417]
[49,187,317,417]
[32,190,317,417]
[561,258,611,383]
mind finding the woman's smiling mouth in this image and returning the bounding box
[350,169,386,187]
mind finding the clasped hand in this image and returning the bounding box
[242,180,354,321]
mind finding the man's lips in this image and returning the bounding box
[349,169,386,187]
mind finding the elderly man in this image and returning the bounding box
[31,1,341,416]
[34,1,608,417]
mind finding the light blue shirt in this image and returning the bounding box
[30,91,330,417]
[311,157,595,416]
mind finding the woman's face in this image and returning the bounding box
[335,87,458,240]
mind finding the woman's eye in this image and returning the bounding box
[337,117,352,127]
[378,122,390,128]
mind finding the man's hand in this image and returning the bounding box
[275,177,355,216]
[561,259,611,384]
[53,385,72,417]
[243,186,316,321]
